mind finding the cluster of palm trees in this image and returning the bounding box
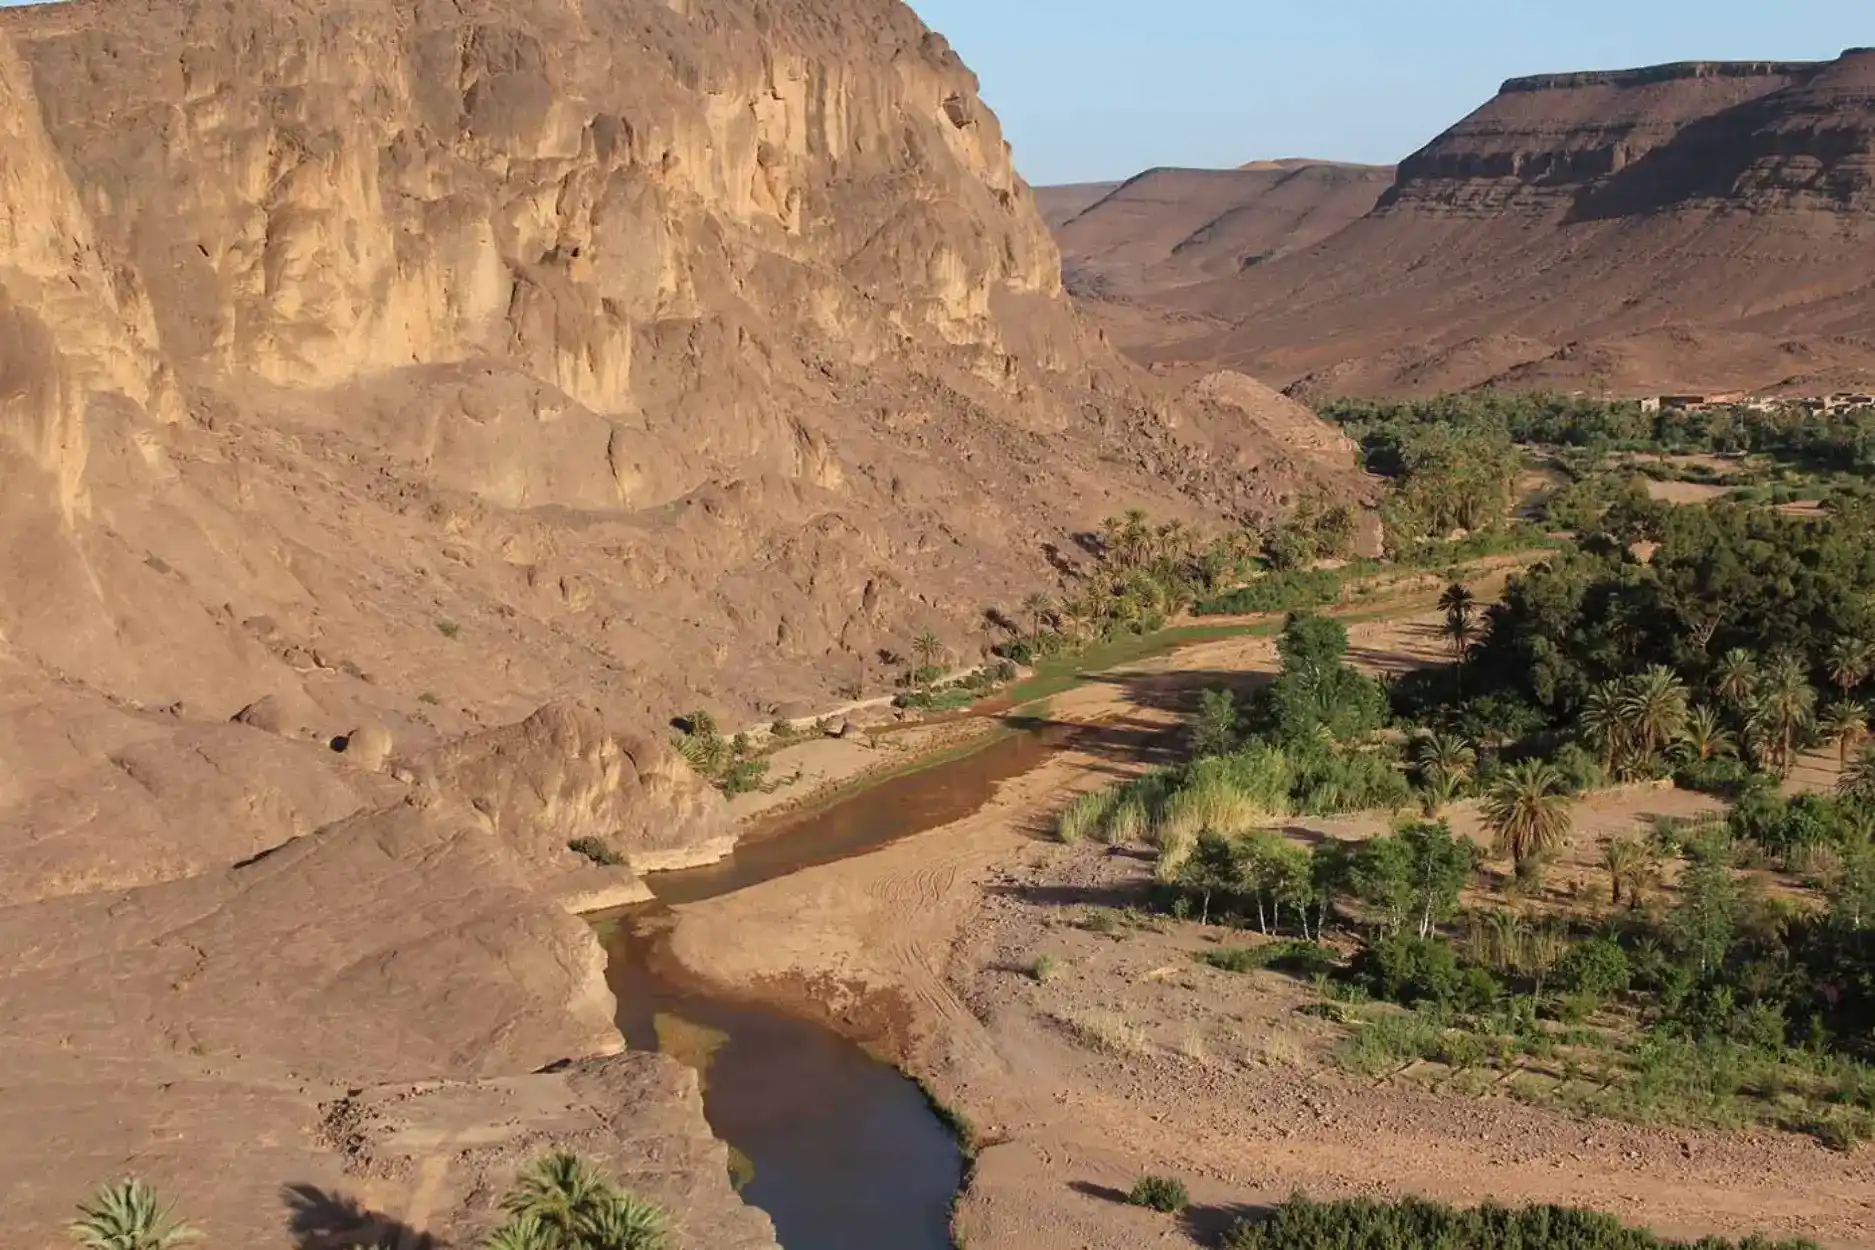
[64,1154,670,1250]
[1577,641,1875,782]
[1010,510,1260,653]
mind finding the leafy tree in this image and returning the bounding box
[1242,831,1311,934]
[67,1180,197,1250]
[1179,830,1243,927]
[1191,688,1239,759]
[1481,760,1575,874]
[1671,857,1741,976]
[1396,820,1480,938]
[1276,611,1348,676]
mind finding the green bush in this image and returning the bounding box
[1348,936,1500,1012]
[1222,1191,1820,1249]
[1126,1174,1189,1213]
[1556,937,1632,1003]
[1194,567,1345,616]
[567,837,625,867]
[1198,941,1335,978]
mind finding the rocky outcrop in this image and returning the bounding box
[414,700,732,905]
[1101,51,1875,397]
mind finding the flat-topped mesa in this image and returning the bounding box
[1378,50,1875,218]
[1501,60,1825,93]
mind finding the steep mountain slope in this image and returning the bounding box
[1035,180,1121,228]
[1045,160,1393,297]
[0,0,1374,1241]
[1097,54,1875,396]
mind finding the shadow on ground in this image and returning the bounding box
[283,1184,442,1250]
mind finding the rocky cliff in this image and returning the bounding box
[0,0,1374,1242]
[1078,52,1875,397]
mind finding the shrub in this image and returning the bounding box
[719,757,770,795]
[567,837,625,867]
[1222,1191,1821,1249]
[1030,953,1061,983]
[1126,1174,1189,1213]
[68,1179,197,1250]
[435,618,461,638]
[1556,937,1632,1003]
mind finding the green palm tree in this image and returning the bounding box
[1020,592,1054,639]
[1437,582,1483,692]
[1417,766,1468,819]
[912,630,944,672]
[494,1153,669,1250]
[575,1194,668,1250]
[1679,704,1734,763]
[1481,760,1576,874]
[1838,743,1875,802]
[1619,665,1690,770]
[484,1216,556,1250]
[1827,636,1875,698]
[1821,700,1871,768]
[501,1152,615,1244]
[1415,731,1476,784]
[1712,648,1759,713]
[1579,680,1629,774]
[1601,837,1647,907]
[1753,655,1818,776]
[68,1180,197,1250]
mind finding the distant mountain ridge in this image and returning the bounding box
[1037,159,1394,298]
[1042,51,1875,398]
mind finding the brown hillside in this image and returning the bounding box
[1044,161,1393,298]
[1034,180,1121,228]
[0,0,1372,1242]
[1081,54,1875,397]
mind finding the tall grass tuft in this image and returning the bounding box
[1056,787,1119,843]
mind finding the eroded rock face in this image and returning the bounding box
[0,0,1369,739]
[0,1,1368,1241]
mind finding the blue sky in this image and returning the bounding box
[906,0,1871,185]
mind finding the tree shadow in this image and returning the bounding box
[282,1184,443,1250]
[1067,1179,1131,1204]
[1182,1200,1274,1246]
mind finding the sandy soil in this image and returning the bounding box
[659,604,1875,1250]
